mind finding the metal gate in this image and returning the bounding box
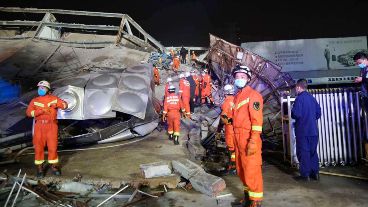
[282,88,367,167]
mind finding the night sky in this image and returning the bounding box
[1,0,367,47]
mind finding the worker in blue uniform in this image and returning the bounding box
[291,79,321,181]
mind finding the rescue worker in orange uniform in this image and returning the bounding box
[191,70,200,105]
[170,49,175,58]
[162,85,183,145]
[220,84,236,172]
[179,73,191,118]
[231,65,263,207]
[201,69,214,105]
[164,77,173,98]
[172,56,180,73]
[26,81,68,178]
[153,64,160,86]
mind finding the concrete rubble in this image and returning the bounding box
[140,161,172,179]
[172,159,226,197]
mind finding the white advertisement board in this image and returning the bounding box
[241,36,367,72]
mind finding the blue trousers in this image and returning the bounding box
[296,136,319,177]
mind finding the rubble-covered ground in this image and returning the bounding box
[1,64,368,207]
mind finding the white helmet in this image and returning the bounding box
[185,72,191,77]
[167,77,172,82]
[233,65,252,79]
[37,80,51,89]
[224,84,234,95]
[179,74,185,79]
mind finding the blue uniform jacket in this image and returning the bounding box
[291,91,321,138]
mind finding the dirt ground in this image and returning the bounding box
[2,65,368,206]
[2,126,368,207]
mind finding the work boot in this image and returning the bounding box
[231,191,249,207]
[169,134,173,140]
[310,173,320,181]
[174,135,179,145]
[249,200,262,207]
[36,163,46,179]
[50,164,61,176]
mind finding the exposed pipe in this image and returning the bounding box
[96,185,129,207]
[0,131,32,143]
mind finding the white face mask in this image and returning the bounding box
[234,78,247,88]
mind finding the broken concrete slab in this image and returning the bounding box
[172,159,204,180]
[201,122,209,139]
[59,181,94,196]
[186,140,206,160]
[130,174,180,189]
[140,161,172,179]
[189,126,201,135]
[189,171,226,197]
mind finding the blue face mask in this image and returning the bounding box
[358,63,367,69]
[38,88,47,96]
[234,79,247,88]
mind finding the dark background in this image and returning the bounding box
[1,0,367,46]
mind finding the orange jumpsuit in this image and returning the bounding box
[179,78,191,117]
[163,93,182,136]
[172,57,180,72]
[170,50,175,58]
[201,73,213,103]
[232,86,263,202]
[193,75,200,97]
[221,95,235,151]
[153,67,160,85]
[26,94,67,165]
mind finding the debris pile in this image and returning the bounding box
[148,52,172,70]
[1,169,166,207]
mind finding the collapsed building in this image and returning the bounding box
[0,7,164,151]
[0,6,368,207]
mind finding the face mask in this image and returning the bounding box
[38,88,47,96]
[234,79,247,88]
[358,63,367,69]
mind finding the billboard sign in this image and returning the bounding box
[241,36,367,72]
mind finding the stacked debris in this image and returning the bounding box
[0,169,166,207]
[148,52,173,70]
[206,34,295,145]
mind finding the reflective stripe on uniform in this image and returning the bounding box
[34,102,45,107]
[163,111,167,114]
[236,98,250,109]
[248,191,263,198]
[231,154,236,159]
[48,99,57,107]
[174,132,180,136]
[31,110,35,117]
[252,126,263,131]
[35,160,45,165]
[48,158,59,164]
[230,102,235,110]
